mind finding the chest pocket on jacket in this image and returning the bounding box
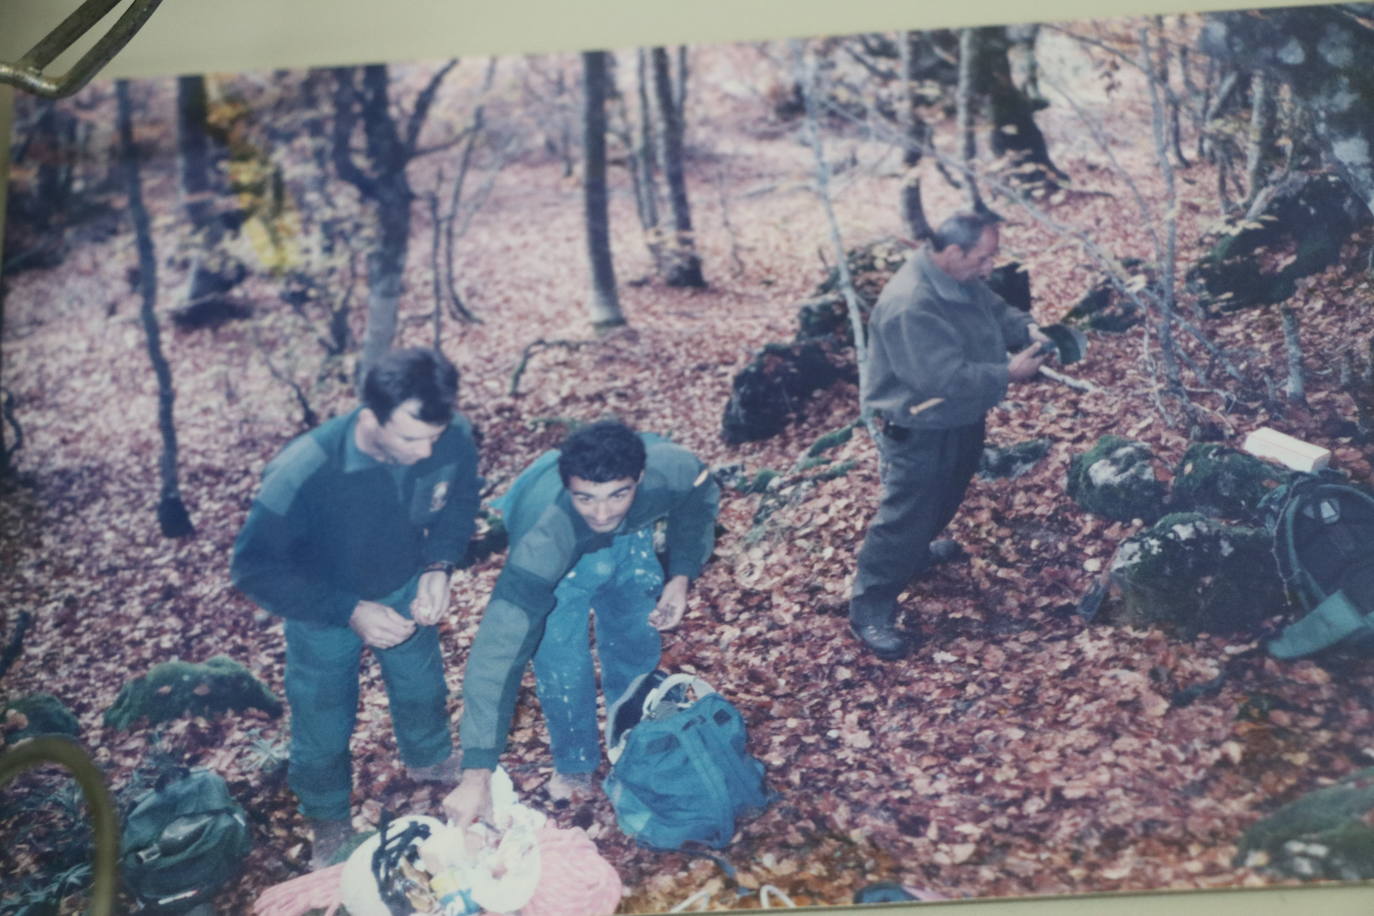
[409,468,452,527]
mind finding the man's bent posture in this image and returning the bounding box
[443,419,718,823]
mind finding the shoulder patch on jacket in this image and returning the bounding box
[257,434,329,516]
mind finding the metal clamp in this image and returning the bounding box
[1,0,165,99]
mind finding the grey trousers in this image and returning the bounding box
[849,420,985,628]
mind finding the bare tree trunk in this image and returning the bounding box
[1243,70,1276,211]
[650,46,705,288]
[1150,17,1190,169]
[898,31,932,241]
[582,51,625,329]
[1139,29,1186,416]
[118,80,194,538]
[0,389,23,478]
[793,40,872,427]
[674,46,689,116]
[956,29,985,211]
[332,61,456,369]
[176,75,234,314]
[1281,306,1307,405]
[631,49,667,274]
[979,26,1064,189]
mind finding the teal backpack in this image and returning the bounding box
[602,672,772,851]
[1265,474,1374,659]
[120,768,251,912]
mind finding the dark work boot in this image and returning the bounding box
[306,816,352,870]
[850,622,910,661]
[928,539,967,565]
[405,752,461,785]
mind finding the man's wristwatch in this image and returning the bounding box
[423,560,456,576]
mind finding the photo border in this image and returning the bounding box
[2,1,1371,914]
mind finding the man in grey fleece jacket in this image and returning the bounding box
[850,211,1050,660]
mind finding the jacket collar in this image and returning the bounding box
[916,247,980,305]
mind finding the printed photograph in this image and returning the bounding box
[3,3,1373,912]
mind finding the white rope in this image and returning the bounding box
[759,884,798,908]
[669,887,715,912]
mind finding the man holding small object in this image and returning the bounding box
[232,348,481,866]
[849,211,1050,661]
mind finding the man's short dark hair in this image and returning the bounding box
[360,348,459,426]
[558,419,647,486]
[930,210,1002,253]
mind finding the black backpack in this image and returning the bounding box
[120,768,251,912]
[1264,474,1374,659]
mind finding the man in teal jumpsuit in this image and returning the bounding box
[442,419,719,822]
[231,348,480,865]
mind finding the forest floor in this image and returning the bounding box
[3,35,1374,914]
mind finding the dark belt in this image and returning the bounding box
[881,419,912,442]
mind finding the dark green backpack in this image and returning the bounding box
[1264,473,1374,659]
[120,768,251,912]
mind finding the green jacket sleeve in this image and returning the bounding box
[231,479,358,628]
[665,463,720,580]
[458,512,575,768]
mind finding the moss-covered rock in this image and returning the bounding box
[2,693,81,743]
[105,655,282,730]
[741,469,782,495]
[1171,443,1285,523]
[1187,174,1370,313]
[980,438,1049,480]
[811,459,857,481]
[805,424,856,458]
[804,237,911,346]
[1235,768,1374,881]
[1101,512,1285,634]
[1067,435,1167,523]
[721,341,849,444]
[1063,259,1148,332]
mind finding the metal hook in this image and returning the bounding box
[0,0,166,99]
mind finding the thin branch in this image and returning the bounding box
[510,339,596,395]
[404,59,459,155]
[792,39,873,434]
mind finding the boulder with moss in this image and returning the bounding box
[1100,512,1285,634]
[1235,768,1374,881]
[105,655,283,730]
[1068,435,1167,523]
[721,342,848,444]
[1171,443,1286,523]
[1187,173,1370,313]
[2,693,81,743]
[796,238,910,346]
[1063,259,1149,332]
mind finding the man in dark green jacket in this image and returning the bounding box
[443,419,718,824]
[231,348,481,866]
[850,211,1049,660]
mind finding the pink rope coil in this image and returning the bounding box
[514,824,622,916]
[253,863,346,916]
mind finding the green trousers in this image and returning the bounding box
[283,576,452,820]
[849,421,985,628]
